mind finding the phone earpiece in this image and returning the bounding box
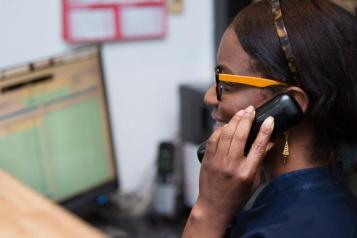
[284,87,309,113]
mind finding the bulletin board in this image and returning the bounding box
[62,0,167,43]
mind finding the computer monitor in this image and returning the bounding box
[0,46,118,213]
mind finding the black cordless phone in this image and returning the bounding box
[197,94,303,163]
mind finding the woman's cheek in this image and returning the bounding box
[220,100,250,118]
[220,89,270,119]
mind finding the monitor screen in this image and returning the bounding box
[0,46,118,212]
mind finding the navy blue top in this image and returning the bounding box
[226,166,357,238]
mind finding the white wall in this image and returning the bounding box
[0,0,214,192]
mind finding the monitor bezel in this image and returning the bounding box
[60,45,120,213]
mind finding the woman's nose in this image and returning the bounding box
[204,85,218,107]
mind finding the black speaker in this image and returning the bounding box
[179,84,214,144]
[157,142,175,181]
[214,0,253,52]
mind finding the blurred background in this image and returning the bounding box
[0,0,356,237]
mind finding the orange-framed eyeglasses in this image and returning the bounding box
[215,65,287,100]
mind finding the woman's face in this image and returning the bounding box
[204,27,273,129]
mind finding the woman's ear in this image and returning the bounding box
[285,86,309,113]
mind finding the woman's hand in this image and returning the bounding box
[182,105,274,238]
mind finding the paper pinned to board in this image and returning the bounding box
[69,0,163,4]
[63,0,167,43]
[120,6,165,38]
[69,8,116,39]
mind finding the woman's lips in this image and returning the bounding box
[211,111,228,130]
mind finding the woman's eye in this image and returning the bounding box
[221,83,241,92]
[222,86,233,92]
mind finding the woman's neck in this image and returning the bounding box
[263,123,328,181]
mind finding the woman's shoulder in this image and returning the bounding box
[228,188,357,238]
[228,209,357,238]
[254,166,357,221]
[227,166,357,238]
[253,166,356,208]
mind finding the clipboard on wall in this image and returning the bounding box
[62,0,168,43]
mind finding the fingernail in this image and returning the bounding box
[266,142,275,152]
[245,105,254,113]
[263,116,274,130]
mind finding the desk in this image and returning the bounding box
[0,170,106,238]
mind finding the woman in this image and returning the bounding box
[182,0,357,237]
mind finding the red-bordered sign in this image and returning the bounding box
[62,0,167,43]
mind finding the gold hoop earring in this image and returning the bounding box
[282,131,290,164]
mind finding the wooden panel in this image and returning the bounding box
[0,170,106,238]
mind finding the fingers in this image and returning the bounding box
[246,116,275,172]
[227,106,256,158]
[205,126,223,160]
[215,110,245,157]
[206,106,274,172]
